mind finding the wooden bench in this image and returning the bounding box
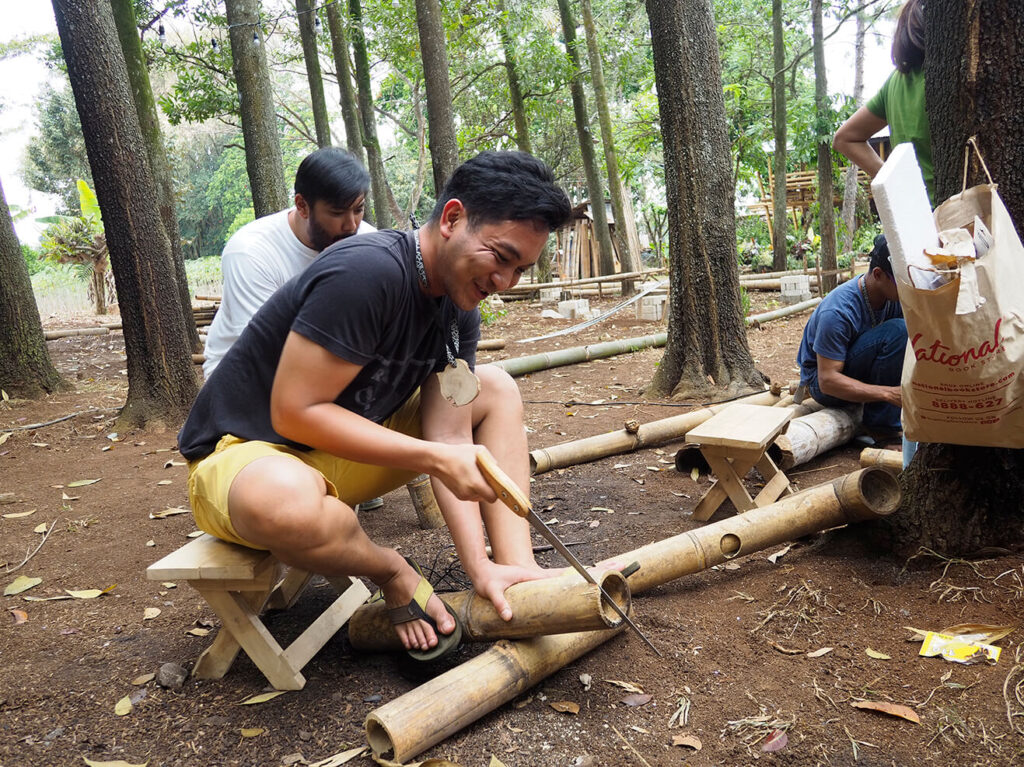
[685,404,794,522]
[147,534,370,690]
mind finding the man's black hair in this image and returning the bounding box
[429,151,572,233]
[869,233,894,278]
[294,147,370,209]
[892,0,924,74]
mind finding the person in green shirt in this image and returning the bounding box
[833,0,933,205]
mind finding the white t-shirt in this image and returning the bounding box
[202,209,375,377]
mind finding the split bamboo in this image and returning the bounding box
[348,569,630,651]
[595,467,900,595]
[365,467,898,761]
[767,407,862,470]
[530,389,780,474]
[859,447,902,471]
[745,297,822,326]
[490,332,667,378]
[366,626,622,762]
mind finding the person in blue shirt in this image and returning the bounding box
[796,235,905,436]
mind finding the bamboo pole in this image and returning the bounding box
[348,569,630,651]
[739,266,857,281]
[859,447,902,471]
[595,467,900,596]
[767,407,862,470]
[366,626,623,762]
[490,333,667,378]
[530,389,781,475]
[745,297,821,326]
[365,468,898,761]
[44,327,111,340]
[500,267,665,296]
[477,338,505,351]
[405,474,444,529]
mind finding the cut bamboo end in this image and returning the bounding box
[833,466,901,519]
[859,447,903,471]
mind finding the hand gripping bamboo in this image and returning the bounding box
[476,452,661,656]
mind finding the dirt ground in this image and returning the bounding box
[2,292,1023,767]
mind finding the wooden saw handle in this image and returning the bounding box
[476,452,531,518]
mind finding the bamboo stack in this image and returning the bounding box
[859,447,902,471]
[767,407,862,469]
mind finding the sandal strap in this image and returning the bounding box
[388,576,436,626]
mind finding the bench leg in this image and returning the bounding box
[753,454,791,506]
[192,587,269,681]
[266,567,313,611]
[693,452,756,521]
[195,585,306,690]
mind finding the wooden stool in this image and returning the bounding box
[685,404,794,521]
[147,534,371,690]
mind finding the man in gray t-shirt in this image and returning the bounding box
[179,152,572,655]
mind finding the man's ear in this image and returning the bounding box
[438,199,465,239]
[294,193,311,220]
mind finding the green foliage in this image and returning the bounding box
[739,285,751,316]
[480,298,507,326]
[21,83,93,215]
[184,255,222,296]
[21,244,44,276]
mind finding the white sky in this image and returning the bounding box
[0,4,895,246]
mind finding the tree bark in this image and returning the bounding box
[498,0,531,156]
[224,0,288,218]
[349,0,390,228]
[556,0,617,277]
[770,0,789,271]
[325,0,366,162]
[644,0,763,399]
[414,0,459,195]
[840,11,866,254]
[296,0,332,148]
[874,0,1024,558]
[579,0,639,293]
[52,0,198,427]
[812,0,837,292]
[0,176,66,398]
[110,0,202,353]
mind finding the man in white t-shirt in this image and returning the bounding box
[203,147,375,377]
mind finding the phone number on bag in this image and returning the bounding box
[931,397,1003,410]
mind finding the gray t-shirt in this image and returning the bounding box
[178,229,480,461]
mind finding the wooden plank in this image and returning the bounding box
[703,452,756,513]
[147,534,273,581]
[282,577,371,670]
[685,404,793,452]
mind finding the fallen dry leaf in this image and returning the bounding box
[2,509,36,519]
[82,759,149,767]
[866,648,891,660]
[690,467,700,481]
[4,575,42,596]
[67,478,101,487]
[489,756,509,767]
[131,673,155,686]
[306,746,368,766]
[156,480,173,486]
[604,679,645,694]
[548,700,580,714]
[9,608,28,624]
[767,545,792,564]
[186,530,204,538]
[149,507,190,519]
[62,492,80,501]
[851,700,920,723]
[143,607,161,621]
[186,627,210,637]
[807,647,834,658]
[240,728,265,738]
[620,693,653,707]
[114,695,133,716]
[33,522,49,534]
[240,690,287,705]
[762,729,788,752]
[579,673,592,691]
[671,734,702,751]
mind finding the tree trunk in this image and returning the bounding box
[91,264,107,316]
[0,176,66,398]
[224,0,288,218]
[579,0,638,293]
[812,0,837,292]
[325,0,366,162]
[770,0,789,271]
[52,0,198,428]
[296,0,331,148]
[556,0,617,277]
[644,0,763,399]
[840,11,866,254]
[110,0,202,353]
[349,0,390,228]
[874,0,1024,558]
[414,0,459,195]
[499,0,531,155]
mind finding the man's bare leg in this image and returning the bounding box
[226,455,453,651]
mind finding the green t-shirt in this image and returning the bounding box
[867,68,935,206]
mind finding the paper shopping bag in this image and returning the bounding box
[899,179,1024,447]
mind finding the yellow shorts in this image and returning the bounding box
[187,390,423,548]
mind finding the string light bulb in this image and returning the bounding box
[314,15,321,29]
[211,38,218,51]
[252,28,260,45]
[158,23,166,42]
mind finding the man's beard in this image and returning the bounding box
[308,215,345,252]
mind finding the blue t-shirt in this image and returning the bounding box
[796,277,902,382]
[178,230,480,461]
